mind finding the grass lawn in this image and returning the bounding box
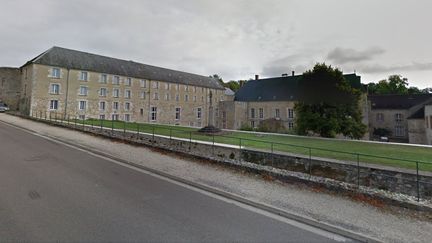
[71,118,432,172]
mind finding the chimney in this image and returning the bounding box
[292,71,295,76]
[255,74,259,80]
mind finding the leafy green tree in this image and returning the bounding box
[295,63,366,139]
[224,80,241,92]
[367,75,429,95]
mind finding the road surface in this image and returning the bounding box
[0,121,354,242]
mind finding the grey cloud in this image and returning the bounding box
[359,62,432,73]
[327,47,385,64]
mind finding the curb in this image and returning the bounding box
[0,117,381,242]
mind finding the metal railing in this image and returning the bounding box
[30,110,432,201]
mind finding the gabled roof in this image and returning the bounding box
[23,46,224,90]
[224,88,235,96]
[234,73,362,102]
[369,94,432,110]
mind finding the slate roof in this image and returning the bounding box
[24,46,224,90]
[224,88,235,96]
[369,94,432,110]
[408,107,425,119]
[234,73,362,102]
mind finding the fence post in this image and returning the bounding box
[123,120,126,135]
[67,115,70,126]
[357,153,360,188]
[308,147,312,179]
[271,142,274,167]
[189,131,192,151]
[100,119,103,132]
[91,118,93,129]
[74,116,77,129]
[111,117,114,136]
[416,161,420,202]
[152,127,155,144]
[212,133,215,157]
[45,111,47,120]
[82,117,85,131]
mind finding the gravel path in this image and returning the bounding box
[1,113,431,242]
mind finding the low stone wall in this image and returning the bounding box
[34,117,432,200]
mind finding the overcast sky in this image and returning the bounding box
[1,0,431,87]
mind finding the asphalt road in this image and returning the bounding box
[0,121,354,242]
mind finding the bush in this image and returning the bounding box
[239,123,254,131]
[257,118,287,133]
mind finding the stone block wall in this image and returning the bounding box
[0,67,21,110]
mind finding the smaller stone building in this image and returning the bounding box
[368,94,432,144]
[0,67,21,110]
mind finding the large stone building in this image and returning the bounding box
[216,73,366,134]
[18,47,225,126]
[0,67,21,110]
[368,94,432,144]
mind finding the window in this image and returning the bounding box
[100,74,107,83]
[113,76,120,85]
[125,102,130,111]
[52,68,60,78]
[251,121,255,128]
[100,88,107,97]
[50,84,60,94]
[175,107,181,120]
[259,108,264,119]
[125,90,131,99]
[185,85,189,91]
[140,79,147,88]
[113,101,119,110]
[80,71,88,81]
[151,107,157,121]
[152,81,159,89]
[395,113,403,122]
[220,95,224,101]
[175,84,179,90]
[394,125,405,137]
[197,107,202,119]
[124,114,130,122]
[193,96,197,102]
[79,101,87,110]
[49,100,58,110]
[140,91,146,99]
[288,108,294,119]
[175,94,179,101]
[215,108,219,117]
[288,122,294,130]
[185,94,188,102]
[201,96,204,102]
[99,101,106,111]
[125,78,131,86]
[165,83,169,90]
[113,88,120,98]
[193,86,197,93]
[376,113,384,122]
[112,114,119,120]
[99,114,105,120]
[140,108,144,116]
[251,108,255,119]
[275,109,280,118]
[79,86,88,96]
[165,93,170,101]
[153,92,159,100]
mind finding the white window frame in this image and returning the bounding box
[51,68,60,78]
[49,100,59,110]
[151,107,157,121]
[152,81,159,89]
[140,91,146,99]
[140,79,147,88]
[113,88,120,98]
[197,107,202,119]
[175,107,181,120]
[125,77,132,86]
[153,92,159,100]
[113,76,120,85]
[80,71,88,81]
[124,114,131,122]
[99,101,106,111]
[50,83,60,94]
[78,100,87,110]
[79,86,88,96]
[125,102,131,111]
[100,74,108,84]
[288,108,294,119]
[113,101,119,110]
[100,87,107,97]
[125,89,131,99]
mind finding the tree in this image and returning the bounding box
[209,74,224,85]
[224,80,241,92]
[367,75,429,95]
[295,63,366,139]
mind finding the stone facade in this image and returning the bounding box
[22,63,225,127]
[368,108,410,142]
[0,67,21,110]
